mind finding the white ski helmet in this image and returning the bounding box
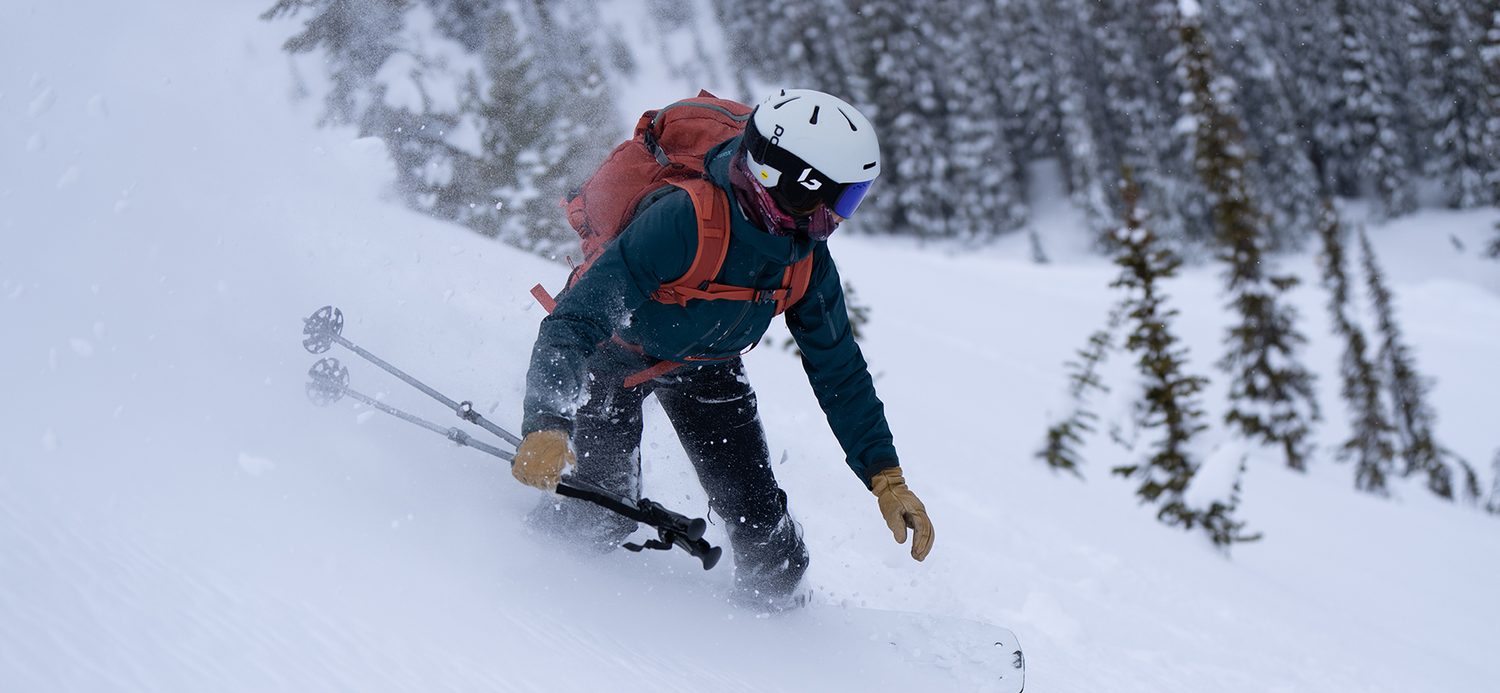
[741,89,881,218]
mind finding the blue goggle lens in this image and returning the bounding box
[832,179,873,218]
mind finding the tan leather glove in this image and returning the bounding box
[511,430,575,491]
[871,467,934,561]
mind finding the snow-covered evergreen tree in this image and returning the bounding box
[452,10,572,248]
[994,0,1062,163]
[265,1,478,230]
[1482,2,1500,207]
[1406,1,1493,209]
[1107,171,1237,543]
[841,0,955,238]
[1085,0,1198,246]
[943,0,1027,238]
[1173,0,1320,472]
[1319,0,1418,218]
[643,1,724,91]
[263,0,408,126]
[707,0,767,100]
[1039,0,1116,239]
[264,0,619,255]
[1487,450,1500,515]
[1038,307,1120,477]
[1486,2,1500,268]
[1358,230,1480,501]
[1316,202,1397,495]
[713,0,855,101]
[1262,0,1337,175]
[1200,0,1322,250]
[513,0,618,190]
[271,1,1490,250]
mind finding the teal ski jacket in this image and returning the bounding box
[522,137,899,486]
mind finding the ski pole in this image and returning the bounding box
[306,357,514,461]
[301,306,522,447]
[306,359,721,569]
[299,308,724,570]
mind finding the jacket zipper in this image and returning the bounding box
[705,260,777,354]
[715,297,761,351]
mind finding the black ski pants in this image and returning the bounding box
[528,341,806,591]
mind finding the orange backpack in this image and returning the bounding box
[531,91,814,317]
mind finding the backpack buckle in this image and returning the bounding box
[754,288,779,304]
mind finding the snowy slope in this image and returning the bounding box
[4,3,1500,692]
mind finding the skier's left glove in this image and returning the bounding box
[870,467,934,561]
[512,429,575,491]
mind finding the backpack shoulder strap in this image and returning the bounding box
[654,177,731,307]
[778,253,815,315]
[651,176,817,314]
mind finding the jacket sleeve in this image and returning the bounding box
[785,244,900,488]
[521,191,697,435]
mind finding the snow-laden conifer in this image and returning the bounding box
[1315,202,1397,494]
[1038,307,1120,477]
[1358,231,1481,501]
[1172,3,1320,472]
[1405,1,1493,209]
[1108,171,1244,544]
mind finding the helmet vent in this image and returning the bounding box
[773,96,801,109]
[863,161,878,170]
[809,105,820,125]
[839,108,858,131]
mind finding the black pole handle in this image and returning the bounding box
[559,479,722,570]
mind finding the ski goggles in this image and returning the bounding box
[741,122,876,219]
[730,155,841,239]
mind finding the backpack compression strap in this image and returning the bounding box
[654,178,814,316]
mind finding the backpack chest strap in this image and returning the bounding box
[664,258,812,315]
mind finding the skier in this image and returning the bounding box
[512,89,934,610]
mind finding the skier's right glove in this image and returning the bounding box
[870,467,934,562]
[512,429,575,491]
